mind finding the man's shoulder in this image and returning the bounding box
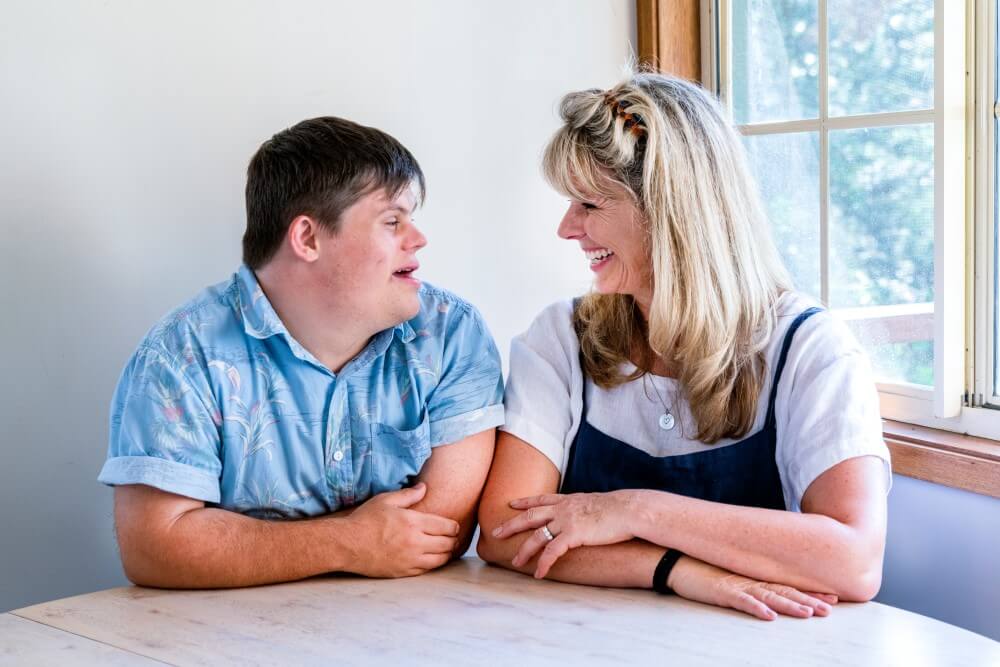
[137,273,243,365]
[409,282,485,336]
[415,282,476,316]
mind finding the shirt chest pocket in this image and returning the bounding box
[369,414,432,495]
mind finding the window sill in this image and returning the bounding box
[883,420,1000,499]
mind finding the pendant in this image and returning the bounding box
[658,412,675,431]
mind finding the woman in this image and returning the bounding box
[477,73,890,620]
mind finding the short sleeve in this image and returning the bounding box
[425,305,505,447]
[99,345,223,502]
[774,314,892,511]
[500,301,580,472]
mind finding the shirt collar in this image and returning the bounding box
[236,264,290,341]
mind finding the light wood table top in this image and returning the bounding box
[4,558,999,666]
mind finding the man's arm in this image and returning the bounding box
[409,427,496,557]
[114,481,459,589]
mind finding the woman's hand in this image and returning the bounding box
[492,491,640,577]
[668,556,838,621]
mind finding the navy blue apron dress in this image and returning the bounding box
[561,307,822,509]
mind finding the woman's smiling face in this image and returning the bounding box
[557,184,652,307]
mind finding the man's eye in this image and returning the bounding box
[386,219,400,227]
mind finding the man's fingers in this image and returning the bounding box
[418,512,460,537]
[382,482,427,508]
[492,507,553,538]
[418,551,452,571]
[420,534,458,555]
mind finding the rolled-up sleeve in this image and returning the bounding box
[99,345,223,502]
[500,301,578,472]
[426,306,505,447]
[775,315,892,512]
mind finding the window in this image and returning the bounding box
[706,0,990,437]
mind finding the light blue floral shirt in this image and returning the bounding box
[99,266,505,518]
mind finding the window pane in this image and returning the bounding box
[743,132,820,297]
[828,1,934,117]
[732,0,818,124]
[994,116,999,397]
[829,124,934,386]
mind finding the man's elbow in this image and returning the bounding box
[119,549,172,588]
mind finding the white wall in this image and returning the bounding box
[2,0,996,646]
[0,0,634,612]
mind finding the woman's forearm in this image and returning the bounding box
[478,531,663,588]
[629,489,883,600]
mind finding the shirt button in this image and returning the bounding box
[333,450,344,462]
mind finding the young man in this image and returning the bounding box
[99,117,504,588]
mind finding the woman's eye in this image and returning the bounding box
[581,202,597,211]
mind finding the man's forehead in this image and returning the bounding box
[368,183,419,212]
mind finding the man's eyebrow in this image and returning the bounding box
[380,203,414,214]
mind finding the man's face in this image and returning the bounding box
[314,185,426,332]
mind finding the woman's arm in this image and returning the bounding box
[633,455,887,600]
[498,455,887,601]
[477,433,661,588]
[478,433,836,619]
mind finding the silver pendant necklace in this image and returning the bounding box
[643,374,675,431]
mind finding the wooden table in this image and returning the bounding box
[4,558,999,666]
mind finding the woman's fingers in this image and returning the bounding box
[533,533,573,579]
[493,506,553,538]
[509,494,565,509]
[764,585,833,617]
[806,592,839,605]
[510,526,553,568]
[728,591,777,621]
[753,587,815,618]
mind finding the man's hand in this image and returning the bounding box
[341,482,460,578]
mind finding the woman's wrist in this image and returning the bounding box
[625,489,664,542]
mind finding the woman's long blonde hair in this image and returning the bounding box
[543,73,793,443]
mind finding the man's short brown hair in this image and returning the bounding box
[242,117,425,269]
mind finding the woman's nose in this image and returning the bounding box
[557,205,583,239]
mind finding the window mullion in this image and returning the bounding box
[819,0,830,306]
[934,0,968,418]
[976,0,997,406]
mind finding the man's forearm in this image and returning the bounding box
[121,506,357,589]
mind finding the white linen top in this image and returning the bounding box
[500,292,891,511]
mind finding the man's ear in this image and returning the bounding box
[286,215,322,262]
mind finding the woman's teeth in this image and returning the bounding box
[585,248,614,265]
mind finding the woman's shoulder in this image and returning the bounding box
[517,298,578,345]
[770,291,866,367]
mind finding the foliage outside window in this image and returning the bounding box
[726,0,936,387]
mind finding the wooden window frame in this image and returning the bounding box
[636,0,1000,499]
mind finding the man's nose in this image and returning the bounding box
[407,222,428,250]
